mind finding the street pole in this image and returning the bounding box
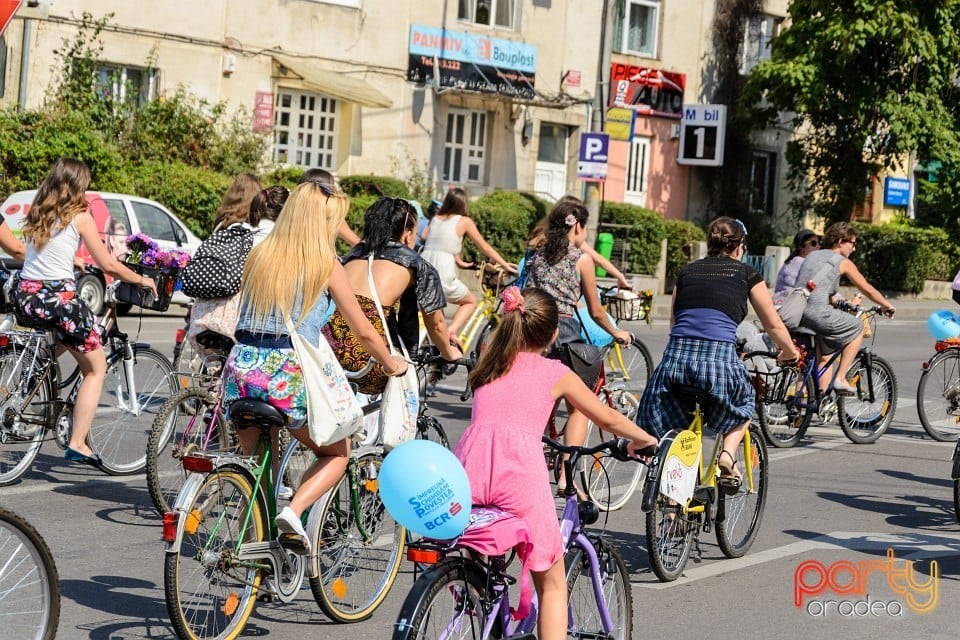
[583,0,613,246]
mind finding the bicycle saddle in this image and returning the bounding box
[670,384,710,405]
[195,329,235,352]
[228,399,287,431]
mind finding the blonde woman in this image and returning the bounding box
[15,158,156,467]
[222,182,408,553]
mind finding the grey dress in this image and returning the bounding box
[794,249,862,353]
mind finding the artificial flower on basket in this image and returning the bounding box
[638,289,654,326]
[124,233,191,273]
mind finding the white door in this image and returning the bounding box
[534,123,569,201]
[624,136,651,206]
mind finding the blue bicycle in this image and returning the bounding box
[393,436,650,639]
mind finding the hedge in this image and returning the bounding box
[663,219,706,283]
[851,224,953,293]
[599,202,667,275]
[339,175,411,199]
[462,190,550,264]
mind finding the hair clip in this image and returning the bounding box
[565,214,578,227]
[501,286,525,315]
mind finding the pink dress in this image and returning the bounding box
[454,352,571,571]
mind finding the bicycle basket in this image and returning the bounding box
[603,291,652,322]
[751,364,800,404]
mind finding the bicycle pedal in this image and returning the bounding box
[691,485,715,506]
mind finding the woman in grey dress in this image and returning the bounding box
[795,222,896,393]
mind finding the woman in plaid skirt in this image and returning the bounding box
[637,217,799,486]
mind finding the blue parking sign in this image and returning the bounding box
[577,132,609,182]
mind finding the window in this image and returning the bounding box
[624,137,651,206]
[272,90,338,169]
[613,0,659,57]
[132,201,178,243]
[537,124,568,164]
[95,63,158,106]
[443,108,487,184]
[746,151,776,216]
[458,0,516,29]
[741,14,782,74]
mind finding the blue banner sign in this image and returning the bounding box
[883,176,910,207]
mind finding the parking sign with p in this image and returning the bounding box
[577,132,609,182]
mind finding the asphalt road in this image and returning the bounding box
[2,308,959,640]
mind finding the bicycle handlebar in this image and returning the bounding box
[541,434,658,463]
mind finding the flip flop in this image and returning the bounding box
[717,450,742,496]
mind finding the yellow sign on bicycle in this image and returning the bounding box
[659,430,700,505]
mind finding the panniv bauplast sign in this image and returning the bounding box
[407,24,537,99]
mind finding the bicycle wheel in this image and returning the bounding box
[917,349,960,442]
[605,336,653,397]
[580,391,644,511]
[838,353,897,444]
[954,479,959,525]
[566,540,632,640]
[644,435,697,582]
[146,388,231,515]
[472,316,499,361]
[274,437,314,503]
[0,507,61,640]
[715,426,769,558]
[164,469,265,640]
[88,346,177,475]
[392,559,489,640]
[309,452,406,622]
[0,352,54,487]
[416,414,450,449]
[756,365,813,448]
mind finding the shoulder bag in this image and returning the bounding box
[283,316,364,446]
[777,263,832,331]
[555,308,603,389]
[367,255,420,450]
[182,225,255,299]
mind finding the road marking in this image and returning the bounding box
[1,468,141,496]
[634,531,960,589]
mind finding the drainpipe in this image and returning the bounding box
[583,0,613,245]
[18,19,32,110]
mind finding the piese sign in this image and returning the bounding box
[609,64,685,120]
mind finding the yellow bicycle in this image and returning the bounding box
[641,384,769,581]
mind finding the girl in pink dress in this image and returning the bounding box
[454,286,658,640]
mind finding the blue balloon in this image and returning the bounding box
[927,310,960,341]
[380,440,472,539]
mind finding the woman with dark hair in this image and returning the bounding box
[638,217,799,486]
[213,173,262,229]
[248,185,289,230]
[323,197,462,394]
[773,228,820,301]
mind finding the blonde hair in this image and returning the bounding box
[23,157,91,250]
[241,182,348,327]
[214,172,262,229]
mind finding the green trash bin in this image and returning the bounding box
[595,232,614,277]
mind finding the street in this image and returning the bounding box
[3,308,959,639]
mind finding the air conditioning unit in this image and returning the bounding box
[19,0,53,19]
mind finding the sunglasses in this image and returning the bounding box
[846,238,858,246]
[803,238,820,248]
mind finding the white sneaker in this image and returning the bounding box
[277,484,294,500]
[275,506,311,555]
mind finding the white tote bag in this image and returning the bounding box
[284,317,364,446]
[367,256,420,450]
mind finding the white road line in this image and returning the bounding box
[634,531,960,589]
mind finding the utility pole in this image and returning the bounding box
[583,0,614,245]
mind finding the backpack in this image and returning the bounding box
[181,225,255,299]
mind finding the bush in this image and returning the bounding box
[599,202,667,275]
[851,223,953,293]
[339,175,410,199]
[460,191,551,264]
[664,219,706,284]
[126,161,233,237]
[335,193,378,254]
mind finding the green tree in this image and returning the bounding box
[741,1,960,224]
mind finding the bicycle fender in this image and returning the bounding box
[395,558,489,637]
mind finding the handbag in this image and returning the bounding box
[283,316,364,446]
[181,224,255,299]
[187,294,241,347]
[367,255,420,450]
[556,309,604,389]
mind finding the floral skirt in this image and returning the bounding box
[222,344,307,426]
[320,295,389,395]
[14,278,102,353]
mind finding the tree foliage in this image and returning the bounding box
[741,1,960,224]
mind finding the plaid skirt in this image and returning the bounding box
[637,337,754,437]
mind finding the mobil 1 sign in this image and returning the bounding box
[677,104,727,166]
[577,132,609,182]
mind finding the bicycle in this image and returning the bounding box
[951,437,960,524]
[917,337,960,442]
[0,506,60,640]
[0,279,177,483]
[163,367,406,639]
[394,436,644,640]
[641,384,769,582]
[146,330,237,515]
[751,305,896,447]
[594,286,654,399]
[443,262,510,360]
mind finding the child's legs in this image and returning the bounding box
[447,290,476,337]
[532,560,568,640]
[557,402,588,489]
[68,346,107,455]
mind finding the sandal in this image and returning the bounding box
[717,450,742,496]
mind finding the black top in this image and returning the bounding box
[673,256,763,326]
[341,241,447,351]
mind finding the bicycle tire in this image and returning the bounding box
[580,390,644,511]
[471,316,499,361]
[416,414,450,449]
[89,346,177,475]
[0,507,61,640]
[392,558,490,640]
[605,335,653,397]
[309,452,406,622]
[566,539,632,639]
[274,437,314,503]
[755,363,813,448]
[0,349,54,486]
[164,468,266,640]
[917,348,960,442]
[643,431,696,582]
[146,387,231,515]
[715,426,769,558]
[837,353,897,444]
[954,479,960,526]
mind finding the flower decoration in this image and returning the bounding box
[124,234,190,273]
[501,286,526,315]
[640,289,654,326]
[564,214,578,227]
